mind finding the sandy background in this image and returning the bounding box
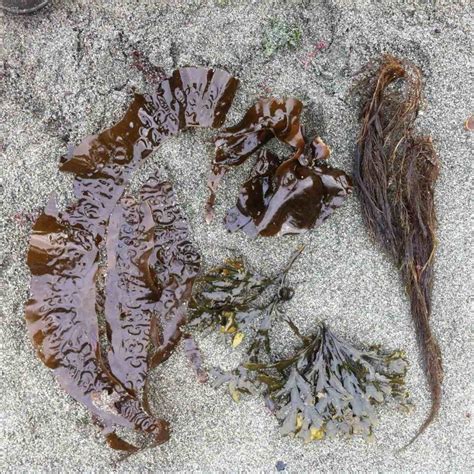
[1,0,473,471]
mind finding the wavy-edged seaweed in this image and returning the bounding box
[25,67,238,451]
[224,138,352,237]
[205,98,352,236]
[353,54,442,445]
[26,199,169,452]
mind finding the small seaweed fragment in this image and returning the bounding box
[224,138,352,237]
[182,333,208,383]
[354,54,442,444]
[259,324,410,442]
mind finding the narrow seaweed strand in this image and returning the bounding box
[396,136,442,445]
[354,54,442,444]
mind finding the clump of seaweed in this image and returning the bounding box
[188,248,302,349]
[252,325,410,442]
[354,54,442,445]
[206,97,352,235]
[190,251,411,441]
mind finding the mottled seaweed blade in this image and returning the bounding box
[25,67,238,451]
[104,196,158,393]
[25,198,169,448]
[139,171,202,367]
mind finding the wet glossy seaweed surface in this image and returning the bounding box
[25,67,238,451]
[206,98,352,235]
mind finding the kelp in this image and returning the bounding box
[25,67,238,451]
[190,252,410,442]
[26,199,169,453]
[224,138,352,237]
[140,171,202,368]
[205,98,352,236]
[205,98,305,221]
[104,195,158,394]
[353,54,442,444]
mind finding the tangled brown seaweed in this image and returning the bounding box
[25,67,238,451]
[353,54,442,445]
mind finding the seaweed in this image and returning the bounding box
[353,54,442,444]
[25,67,238,451]
[206,97,305,221]
[205,98,352,236]
[104,195,158,394]
[224,138,352,237]
[191,252,410,442]
[140,171,202,368]
[251,324,410,442]
[26,199,169,451]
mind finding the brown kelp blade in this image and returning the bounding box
[26,67,237,450]
[206,97,306,221]
[225,137,352,237]
[104,196,158,393]
[25,198,169,449]
[139,171,202,368]
[354,54,442,445]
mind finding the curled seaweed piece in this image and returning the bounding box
[26,199,169,450]
[26,67,238,451]
[225,138,352,237]
[257,325,410,443]
[139,171,202,368]
[206,98,305,221]
[205,97,352,235]
[354,54,442,444]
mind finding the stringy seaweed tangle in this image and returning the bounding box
[188,251,411,441]
[353,54,442,445]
